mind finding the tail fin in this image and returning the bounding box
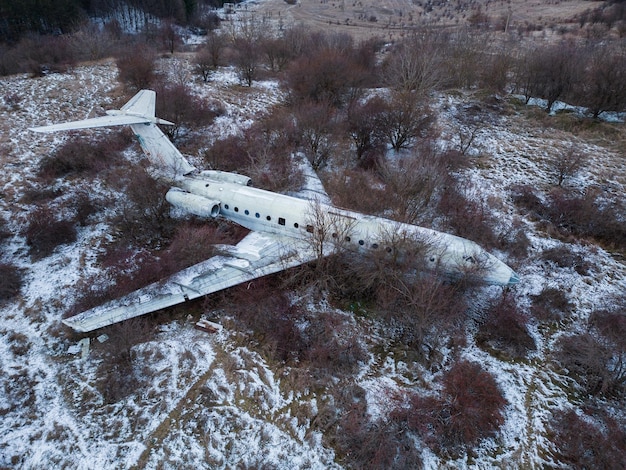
[30,90,196,178]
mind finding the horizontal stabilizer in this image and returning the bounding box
[30,114,152,133]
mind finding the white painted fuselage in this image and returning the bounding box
[173,173,519,286]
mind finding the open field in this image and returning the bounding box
[250,0,606,39]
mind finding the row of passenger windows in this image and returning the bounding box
[222,203,436,260]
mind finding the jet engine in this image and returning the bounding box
[199,170,252,186]
[165,188,220,218]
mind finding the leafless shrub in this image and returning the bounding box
[513,186,626,250]
[292,101,338,170]
[116,44,157,90]
[334,396,422,469]
[377,143,454,225]
[0,264,23,304]
[324,169,389,216]
[515,42,583,112]
[376,91,435,151]
[203,112,302,193]
[162,220,247,272]
[555,331,625,398]
[346,96,387,163]
[439,30,487,90]
[382,30,443,96]
[576,44,626,118]
[552,145,586,187]
[393,360,507,456]
[303,311,367,376]
[95,318,155,403]
[541,245,592,276]
[155,82,223,141]
[24,208,77,260]
[19,186,62,204]
[476,295,535,359]
[282,34,370,107]
[531,286,572,322]
[549,407,626,470]
[195,31,225,81]
[115,167,176,245]
[437,182,498,250]
[38,134,127,180]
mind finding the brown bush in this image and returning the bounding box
[513,185,626,251]
[531,286,572,322]
[303,311,367,376]
[541,245,592,276]
[324,169,389,216]
[115,167,176,245]
[155,82,223,141]
[0,263,23,303]
[346,96,388,162]
[24,208,77,259]
[554,331,625,398]
[116,44,157,90]
[334,396,422,469]
[203,113,302,193]
[476,295,536,359]
[292,101,338,170]
[549,408,626,470]
[38,134,127,180]
[394,360,507,456]
[437,182,498,250]
[282,36,370,107]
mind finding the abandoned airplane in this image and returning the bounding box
[31,90,519,333]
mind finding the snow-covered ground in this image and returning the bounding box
[1,53,624,469]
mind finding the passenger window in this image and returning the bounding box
[306,225,314,233]
[372,243,378,249]
[294,223,299,228]
[255,213,260,218]
[358,240,364,246]
[234,207,239,212]
[266,215,272,221]
[244,210,249,215]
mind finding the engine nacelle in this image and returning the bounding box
[165,188,220,218]
[199,170,252,186]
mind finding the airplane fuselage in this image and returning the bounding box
[171,173,519,286]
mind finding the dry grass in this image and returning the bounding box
[253,0,601,40]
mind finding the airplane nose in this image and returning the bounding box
[508,271,520,286]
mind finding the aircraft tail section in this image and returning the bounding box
[30,90,196,178]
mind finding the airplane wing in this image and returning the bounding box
[62,232,316,333]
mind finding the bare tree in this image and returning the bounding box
[346,96,387,162]
[377,91,434,151]
[293,101,338,170]
[195,31,225,82]
[382,31,443,96]
[553,145,586,186]
[523,42,583,113]
[578,44,626,118]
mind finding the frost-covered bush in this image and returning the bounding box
[531,286,572,322]
[24,208,77,259]
[0,263,23,303]
[395,360,507,457]
[554,305,626,399]
[476,295,536,359]
[549,408,626,469]
[38,134,126,179]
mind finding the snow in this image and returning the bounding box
[1,48,625,469]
